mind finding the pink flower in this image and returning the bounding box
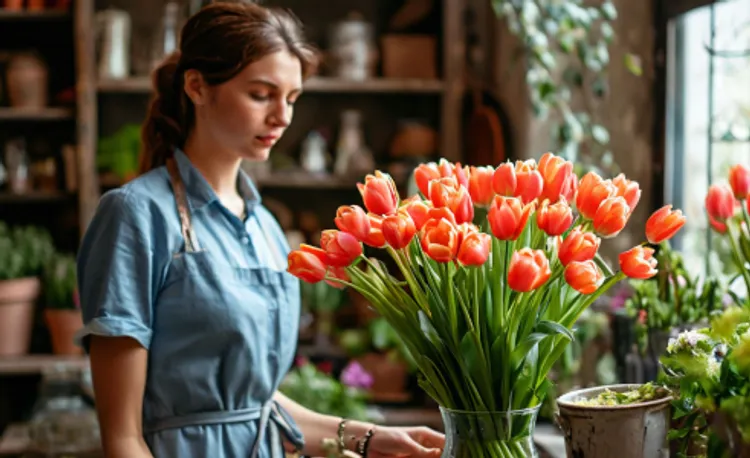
[340,361,374,390]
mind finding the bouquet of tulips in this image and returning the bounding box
[287,153,686,457]
[705,164,750,302]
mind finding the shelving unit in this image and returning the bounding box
[0,107,74,121]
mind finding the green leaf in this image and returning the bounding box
[625,53,643,76]
[511,332,548,371]
[591,125,610,145]
[600,22,614,43]
[537,320,576,342]
[601,1,617,20]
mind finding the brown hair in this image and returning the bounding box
[139,1,318,174]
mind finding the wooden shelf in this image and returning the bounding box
[97,76,445,94]
[0,355,88,376]
[0,107,74,121]
[0,8,70,20]
[0,191,74,203]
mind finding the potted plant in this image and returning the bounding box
[42,253,82,355]
[660,306,750,458]
[286,153,686,457]
[0,222,55,356]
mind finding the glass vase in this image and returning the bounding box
[439,405,540,458]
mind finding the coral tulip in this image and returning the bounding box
[334,205,371,241]
[593,196,630,238]
[457,230,492,267]
[363,214,386,248]
[619,246,658,279]
[357,171,399,216]
[508,248,551,292]
[438,159,469,189]
[325,266,350,289]
[729,164,750,199]
[428,177,474,224]
[705,184,736,221]
[287,245,328,283]
[645,205,686,244]
[492,162,517,196]
[538,153,576,203]
[382,213,417,249]
[709,214,727,234]
[488,196,534,241]
[576,172,616,220]
[537,198,574,236]
[414,163,441,197]
[612,174,642,212]
[564,260,603,295]
[468,166,495,207]
[427,207,457,226]
[399,197,431,231]
[558,227,600,267]
[320,230,363,267]
[420,218,459,263]
[514,160,544,204]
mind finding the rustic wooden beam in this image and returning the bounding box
[441,0,466,162]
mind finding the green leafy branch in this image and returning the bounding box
[492,0,642,173]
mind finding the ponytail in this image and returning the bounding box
[139,51,192,174]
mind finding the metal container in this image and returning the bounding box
[556,384,672,458]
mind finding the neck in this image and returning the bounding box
[182,130,242,198]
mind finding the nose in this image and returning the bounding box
[268,100,291,128]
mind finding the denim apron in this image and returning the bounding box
[140,157,305,458]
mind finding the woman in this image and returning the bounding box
[76,3,444,458]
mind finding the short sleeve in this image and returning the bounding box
[75,189,157,352]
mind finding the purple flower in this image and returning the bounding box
[340,361,374,390]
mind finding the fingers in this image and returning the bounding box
[410,426,446,449]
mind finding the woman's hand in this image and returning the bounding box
[365,425,444,457]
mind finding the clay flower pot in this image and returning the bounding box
[44,309,83,355]
[0,277,41,356]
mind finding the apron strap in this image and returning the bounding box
[167,157,201,252]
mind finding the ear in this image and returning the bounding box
[183,69,208,106]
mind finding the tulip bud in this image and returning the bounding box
[537,199,574,236]
[492,162,517,196]
[705,184,736,221]
[558,228,600,267]
[507,248,551,292]
[612,174,642,212]
[593,196,630,238]
[468,166,495,207]
[538,153,576,204]
[729,164,750,199]
[457,231,492,267]
[287,245,328,283]
[335,205,371,241]
[488,196,533,241]
[321,230,363,267]
[619,246,658,279]
[564,260,603,294]
[382,213,417,249]
[420,218,459,263]
[357,171,399,216]
[414,163,441,197]
[645,205,686,244]
[514,160,544,204]
[576,172,616,220]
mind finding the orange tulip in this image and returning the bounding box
[488,196,534,241]
[507,248,551,292]
[538,153,576,203]
[514,160,544,204]
[468,166,495,207]
[564,260,603,295]
[426,206,457,226]
[457,230,491,267]
[335,205,371,241]
[558,227,600,266]
[357,171,399,216]
[320,230,363,267]
[576,172,616,220]
[537,198,573,236]
[382,213,417,249]
[593,196,630,238]
[619,246,658,279]
[325,266,350,289]
[438,159,469,189]
[705,184,737,221]
[287,245,328,283]
[428,177,474,224]
[612,174,642,212]
[492,162,517,196]
[363,214,386,248]
[420,218,459,263]
[399,197,431,231]
[729,164,750,199]
[709,214,727,234]
[646,205,686,244]
[414,163,441,197]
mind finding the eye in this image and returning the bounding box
[286,98,297,107]
[250,92,270,102]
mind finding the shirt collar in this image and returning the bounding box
[173,149,262,212]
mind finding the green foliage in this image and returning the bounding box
[42,253,78,310]
[97,123,141,179]
[0,222,55,281]
[301,280,346,313]
[279,362,371,422]
[492,0,641,173]
[660,307,750,456]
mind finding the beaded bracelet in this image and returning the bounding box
[357,427,375,457]
[337,419,348,451]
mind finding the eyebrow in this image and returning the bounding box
[248,78,302,95]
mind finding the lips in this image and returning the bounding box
[255,135,279,147]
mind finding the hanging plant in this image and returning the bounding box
[492,0,642,174]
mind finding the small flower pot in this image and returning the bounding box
[0,277,40,356]
[44,309,83,355]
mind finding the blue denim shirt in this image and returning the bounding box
[76,149,303,457]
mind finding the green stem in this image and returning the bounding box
[727,221,750,292]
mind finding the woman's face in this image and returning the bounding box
[190,50,303,162]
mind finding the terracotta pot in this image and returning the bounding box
[357,352,410,402]
[0,277,41,356]
[44,309,83,355]
[6,53,49,109]
[2,0,24,10]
